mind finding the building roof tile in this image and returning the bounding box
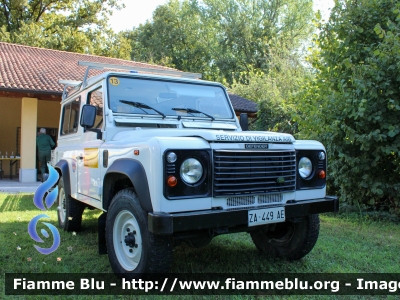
[0,42,257,114]
[0,42,177,94]
[228,93,258,114]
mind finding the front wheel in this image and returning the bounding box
[106,188,173,277]
[250,214,320,260]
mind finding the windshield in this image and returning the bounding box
[107,76,234,119]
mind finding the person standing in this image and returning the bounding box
[36,128,55,181]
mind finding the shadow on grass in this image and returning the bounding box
[77,211,306,273]
[171,234,306,273]
[0,195,320,275]
[0,194,39,212]
[61,212,299,273]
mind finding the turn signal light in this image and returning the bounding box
[167,175,178,187]
[318,170,326,179]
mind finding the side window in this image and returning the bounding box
[61,104,71,135]
[70,100,81,133]
[61,97,81,135]
[88,87,103,129]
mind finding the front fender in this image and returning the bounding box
[55,160,71,196]
[103,159,152,212]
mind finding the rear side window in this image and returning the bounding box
[88,87,103,129]
[61,97,81,135]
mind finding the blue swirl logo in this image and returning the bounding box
[28,164,61,255]
[28,214,61,254]
[33,164,59,210]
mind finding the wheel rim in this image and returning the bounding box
[113,210,143,271]
[269,223,295,245]
[59,188,66,222]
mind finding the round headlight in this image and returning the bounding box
[298,157,313,179]
[180,158,203,184]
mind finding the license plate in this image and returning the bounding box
[248,207,285,227]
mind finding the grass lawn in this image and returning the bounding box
[1,192,399,299]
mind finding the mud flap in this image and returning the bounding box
[98,212,107,254]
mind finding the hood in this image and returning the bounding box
[112,129,295,143]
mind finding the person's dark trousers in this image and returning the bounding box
[38,150,51,177]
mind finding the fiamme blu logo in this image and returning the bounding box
[28,164,61,254]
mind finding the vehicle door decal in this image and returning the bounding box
[84,148,99,168]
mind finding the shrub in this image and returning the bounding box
[298,0,400,214]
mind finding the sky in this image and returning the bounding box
[108,0,168,32]
[108,0,334,33]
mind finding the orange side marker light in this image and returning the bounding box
[167,176,178,187]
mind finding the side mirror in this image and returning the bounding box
[80,104,96,128]
[239,113,249,131]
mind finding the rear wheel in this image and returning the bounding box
[106,188,173,277]
[250,214,320,260]
[57,176,85,232]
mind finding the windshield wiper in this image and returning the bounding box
[119,100,166,118]
[172,107,215,121]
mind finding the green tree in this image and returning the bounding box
[299,0,400,213]
[127,0,314,83]
[231,47,310,134]
[202,0,314,82]
[0,0,131,59]
[124,0,220,80]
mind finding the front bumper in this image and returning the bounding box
[148,196,338,235]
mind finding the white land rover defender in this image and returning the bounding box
[52,61,338,276]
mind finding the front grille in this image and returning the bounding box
[213,150,296,196]
[227,196,256,207]
[226,194,283,207]
[258,193,283,204]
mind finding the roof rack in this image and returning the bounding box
[59,80,82,101]
[59,61,202,100]
[78,61,202,88]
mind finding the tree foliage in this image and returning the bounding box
[127,0,314,83]
[231,48,310,135]
[123,0,219,78]
[0,0,131,59]
[202,0,313,82]
[298,0,400,213]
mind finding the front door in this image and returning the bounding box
[77,85,104,200]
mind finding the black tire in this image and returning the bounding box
[57,176,85,232]
[106,188,173,277]
[250,214,320,260]
[186,236,213,248]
